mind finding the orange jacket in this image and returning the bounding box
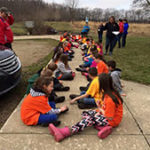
[21,94,51,125]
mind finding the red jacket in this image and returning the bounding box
[119,22,124,33]
[5,15,14,43]
[0,15,14,44]
[0,16,6,44]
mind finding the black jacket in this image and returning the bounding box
[103,22,119,39]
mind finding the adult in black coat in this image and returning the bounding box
[103,16,119,55]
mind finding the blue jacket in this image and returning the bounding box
[123,23,129,34]
[82,25,90,33]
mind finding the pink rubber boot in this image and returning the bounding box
[97,126,112,139]
[48,124,71,142]
[94,125,105,131]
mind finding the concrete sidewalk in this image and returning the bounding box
[0,38,150,149]
[14,35,61,41]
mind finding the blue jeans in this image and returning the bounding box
[37,102,58,125]
[80,91,96,105]
[105,36,117,54]
[82,98,96,105]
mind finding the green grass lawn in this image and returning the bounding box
[107,36,150,85]
[88,33,150,84]
[11,22,27,35]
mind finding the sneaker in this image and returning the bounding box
[55,96,65,103]
[79,64,85,68]
[76,68,83,72]
[109,52,112,56]
[55,86,70,92]
[79,86,87,91]
[59,107,69,115]
[53,120,61,126]
[76,68,87,72]
[69,94,80,99]
[41,120,61,127]
[61,86,70,91]
[97,126,112,139]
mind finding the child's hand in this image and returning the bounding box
[121,84,125,88]
[96,100,101,108]
[86,67,89,71]
[59,81,63,84]
[70,98,76,104]
[60,106,68,112]
[121,93,126,97]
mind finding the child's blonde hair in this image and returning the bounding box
[47,62,57,72]
[40,69,53,77]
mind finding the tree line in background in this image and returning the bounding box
[0,0,150,23]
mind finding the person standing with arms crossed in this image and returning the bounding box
[0,7,14,49]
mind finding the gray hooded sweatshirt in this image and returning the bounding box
[110,68,123,94]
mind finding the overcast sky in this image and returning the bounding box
[43,0,133,10]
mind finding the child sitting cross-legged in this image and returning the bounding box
[47,62,70,92]
[107,60,126,96]
[49,73,123,142]
[55,54,75,80]
[69,67,98,109]
[26,68,67,103]
[94,53,109,75]
[21,76,69,127]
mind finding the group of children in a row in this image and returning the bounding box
[20,32,125,142]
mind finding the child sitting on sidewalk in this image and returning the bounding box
[70,67,98,109]
[21,77,69,126]
[94,53,109,75]
[55,54,75,80]
[70,67,103,109]
[107,60,126,96]
[47,62,70,91]
[49,73,123,142]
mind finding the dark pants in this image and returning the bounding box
[105,36,117,54]
[117,33,122,48]
[98,33,103,42]
[122,33,127,47]
[71,110,109,134]
[60,73,74,81]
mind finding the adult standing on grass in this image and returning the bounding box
[117,19,124,48]
[97,22,104,43]
[122,19,129,48]
[0,7,14,49]
[103,16,119,56]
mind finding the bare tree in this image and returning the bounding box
[65,0,79,22]
[133,0,150,8]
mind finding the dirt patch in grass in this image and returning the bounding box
[13,40,52,67]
